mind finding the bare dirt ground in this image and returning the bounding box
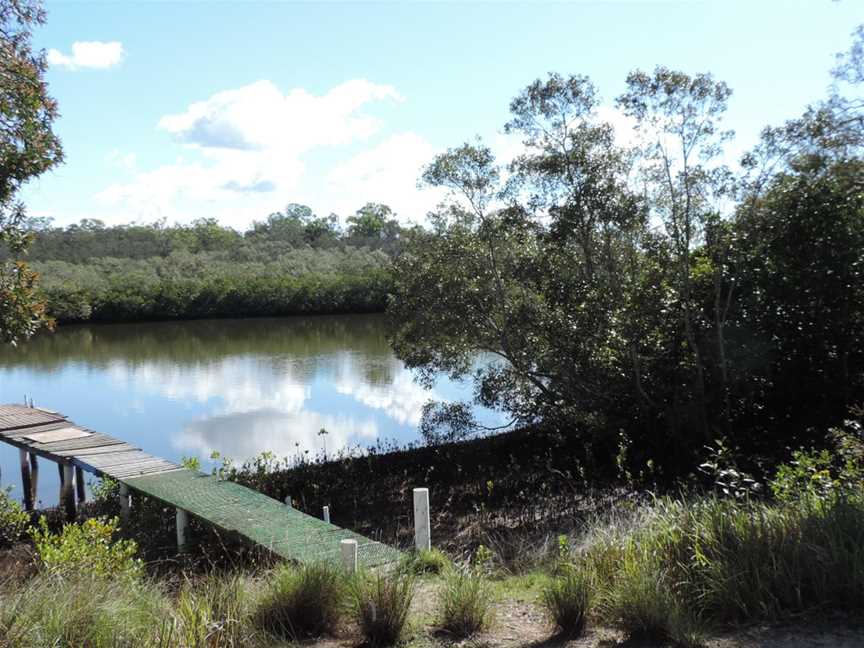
[303,595,864,648]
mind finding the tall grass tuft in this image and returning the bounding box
[583,493,864,642]
[541,566,592,638]
[253,562,345,640]
[0,574,168,648]
[436,569,493,638]
[174,573,255,647]
[350,571,415,646]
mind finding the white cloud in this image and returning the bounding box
[95,79,432,228]
[326,132,443,222]
[47,41,125,70]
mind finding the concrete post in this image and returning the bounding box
[176,508,189,552]
[118,483,130,522]
[284,495,292,508]
[340,538,358,573]
[413,487,431,551]
[323,505,330,524]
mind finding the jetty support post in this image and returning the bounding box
[61,464,75,521]
[29,452,38,506]
[18,449,32,511]
[75,467,86,504]
[413,487,431,551]
[323,505,330,524]
[118,484,130,522]
[340,538,357,573]
[176,508,189,552]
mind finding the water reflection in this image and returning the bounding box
[0,315,500,503]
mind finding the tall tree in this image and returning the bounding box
[0,0,62,343]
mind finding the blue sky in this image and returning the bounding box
[21,0,864,230]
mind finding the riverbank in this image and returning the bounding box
[38,265,391,323]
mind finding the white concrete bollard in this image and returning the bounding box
[118,483,130,522]
[323,505,330,524]
[413,487,431,551]
[176,508,189,552]
[340,538,358,573]
[284,495,292,508]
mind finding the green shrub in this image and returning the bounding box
[541,566,592,638]
[174,574,254,647]
[253,562,345,639]
[400,548,450,575]
[350,571,415,646]
[436,570,492,638]
[30,516,142,580]
[0,487,28,548]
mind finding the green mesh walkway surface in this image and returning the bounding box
[124,469,400,568]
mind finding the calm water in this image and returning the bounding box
[0,315,499,505]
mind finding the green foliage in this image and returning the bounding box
[30,516,142,580]
[0,487,28,548]
[436,569,493,638]
[0,0,62,344]
[350,570,415,646]
[90,476,120,503]
[541,566,592,638]
[400,547,451,575]
[390,42,864,478]
[253,562,345,639]
[771,415,864,503]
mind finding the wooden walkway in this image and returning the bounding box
[0,404,399,568]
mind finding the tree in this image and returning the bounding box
[346,203,399,240]
[390,74,650,454]
[0,0,62,344]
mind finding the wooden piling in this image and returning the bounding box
[61,464,76,521]
[19,449,32,511]
[75,467,86,503]
[28,452,38,506]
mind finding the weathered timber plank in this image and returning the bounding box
[54,443,139,457]
[4,421,77,438]
[22,427,92,443]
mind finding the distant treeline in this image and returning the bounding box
[17,203,408,322]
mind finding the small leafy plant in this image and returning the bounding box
[29,516,142,579]
[0,487,28,548]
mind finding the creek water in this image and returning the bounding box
[0,314,499,505]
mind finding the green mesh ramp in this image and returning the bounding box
[124,469,400,568]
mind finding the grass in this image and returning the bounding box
[253,562,346,640]
[1,485,862,647]
[400,548,451,575]
[436,570,493,638]
[0,573,168,648]
[350,570,416,646]
[582,493,864,642]
[174,573,255,647]
[541,567,592,638]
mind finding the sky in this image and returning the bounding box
[20,0,864,231]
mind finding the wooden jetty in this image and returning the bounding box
[0,404,399,568]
